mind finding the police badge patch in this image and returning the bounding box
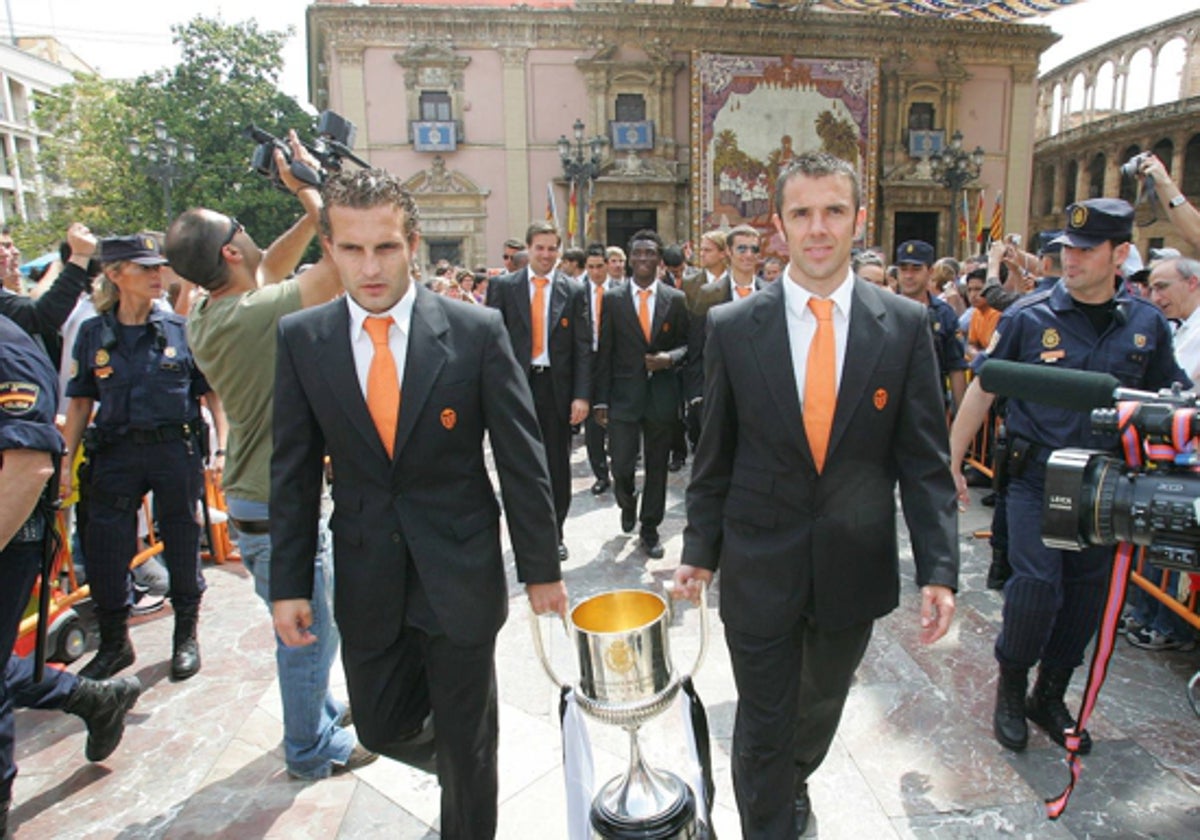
[0,381,40,415]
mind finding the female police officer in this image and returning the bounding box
[61,231,224,683]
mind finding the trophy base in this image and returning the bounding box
[589,771,698,840]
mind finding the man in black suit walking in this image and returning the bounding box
[675,153,958,837]
[270,169,567,839]
[593,229,689,559]
[487,221,591,561]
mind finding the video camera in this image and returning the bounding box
[979,360,1200,573]
[245,110,369,192]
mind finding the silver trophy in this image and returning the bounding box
[533,587,709,839]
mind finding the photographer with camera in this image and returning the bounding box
[1133,153,1200,255]
[164,132,373,779]
[949,198,1189,755]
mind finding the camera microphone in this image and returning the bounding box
[978,360,1119,411]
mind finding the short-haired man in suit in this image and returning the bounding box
[675,152,958,836]
[270,169,567,839]
[593,229,689,559]
[583,242,618,495]
[606,245,627,283]
[487,221,591,561]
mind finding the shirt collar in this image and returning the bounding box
[630,279,659,298]
[346,281,416,340]
[782,265,855,321]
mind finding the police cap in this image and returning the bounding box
[895,240,934,267]
[99,234,168,266]
[1036,230,1063,256]
[1053,199,1134,249]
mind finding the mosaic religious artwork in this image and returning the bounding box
[692,53,878,256]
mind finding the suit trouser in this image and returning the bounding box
[529,371,570,539]
[725,619,873,839]
[1,541,44,802]
[584,413,609,482]
[345,625,498,840]
[994,463,1108,671]
[608,415,673,537]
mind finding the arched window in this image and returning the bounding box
[1094,61,1116,115]
[1126,47,1152,111]
[1183,133,1200,197]
[1068,73,1086,124]
[1040,164,1055,215]
[1065,159,1078,206]
[1153,138,1174,174]
[1154,38,1187,106]
[1051,82,1063,136]
[1088,153,1106,199]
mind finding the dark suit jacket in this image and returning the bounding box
[486,267,592,417]
[269,287,560,649]
[594,281,689,425]
[682,278,958,636]
[685,274,766,400]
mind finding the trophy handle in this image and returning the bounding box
[666,580,709,681]
[529,604,571,689]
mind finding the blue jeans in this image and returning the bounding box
[235,521,353,778]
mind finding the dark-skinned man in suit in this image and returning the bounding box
[593,229,689,560]
[674,153,959,838]
[270,169,567,840]
[486,220,591,562]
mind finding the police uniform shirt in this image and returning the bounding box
[986,281,1189,451]
[66,309,209,432]
[927,294,968,377]
[0,315,62,460]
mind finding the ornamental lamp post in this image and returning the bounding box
[127,120,196,225]
[557,118,607,248]
[929,130,985,259]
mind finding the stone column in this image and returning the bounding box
[1006,64,1037,237]
[500,47,530,232]
[334,46,369,157]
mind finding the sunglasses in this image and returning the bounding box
[734,244,761,254]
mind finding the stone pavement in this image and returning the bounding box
[9,444,1200,839]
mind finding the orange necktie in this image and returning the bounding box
[594,283,604,343]
[364,316,400,457]
[804,298,835,472]
[531,276,549,359]
[735,285,751,299]
[637,288,652,343]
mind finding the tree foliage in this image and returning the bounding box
[21,15,314,256]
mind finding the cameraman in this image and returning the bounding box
[164,133,374,779]
[1136,154,1200,255]
[949,199,1189,756]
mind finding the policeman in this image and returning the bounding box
[949,199,1189,754]
[895,240,969,412]
[61,233,224,683]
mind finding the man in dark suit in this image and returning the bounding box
[593,229,689,559]
[486,221,592,561]
[675,153,959,838]
[270,169,567,840]
[582,242,620,495]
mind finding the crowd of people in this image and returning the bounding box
[1,143,1198,839]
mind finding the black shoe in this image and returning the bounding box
[171,605,201,682]
[641,537,664,559]
[591,478,611,495]
[64,675,142,762]
[986,549,1012,591]
[620,505,637,534]
[794,783,812,836]
[1027,666,1092,754]
[79,610,135,681]
[980,492,997,507]
[668,454,686,472]
[993,665,1028,751]
[558,543,569,563]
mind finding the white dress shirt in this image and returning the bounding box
[346,283,415,399]
[782,267,855,409]
[628,279,661,330]
[1173,306,1200,383]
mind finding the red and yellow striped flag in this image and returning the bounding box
[989,190,1004,244]
[974,191,986,246]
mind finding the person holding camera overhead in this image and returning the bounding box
[60,229,226,683]
[949,198,1189,755]
[1133,153,1200,255]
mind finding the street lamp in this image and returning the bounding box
[557,118,607,247]
[127,120,196,225]
[929,130,985,258]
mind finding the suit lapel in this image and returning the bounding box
[749,282,808,457]
[620,285,646,347]
[394,286,449,461]
[650,284,670,343]
[827,280,886,461]
[548,270,569,339]
[316,300,388,458]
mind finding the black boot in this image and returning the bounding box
[170,602,201,682]
[63,675,142,761]
[1027,666,1092,754]
[986,548,1012,591]
[79,608,135,680]
[993,665,1028,751]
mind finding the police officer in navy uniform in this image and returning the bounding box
[61,233,224,683]
[949,199,1189,754]
[895,240,969,413]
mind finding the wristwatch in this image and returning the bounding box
[1169,194,1187,209]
